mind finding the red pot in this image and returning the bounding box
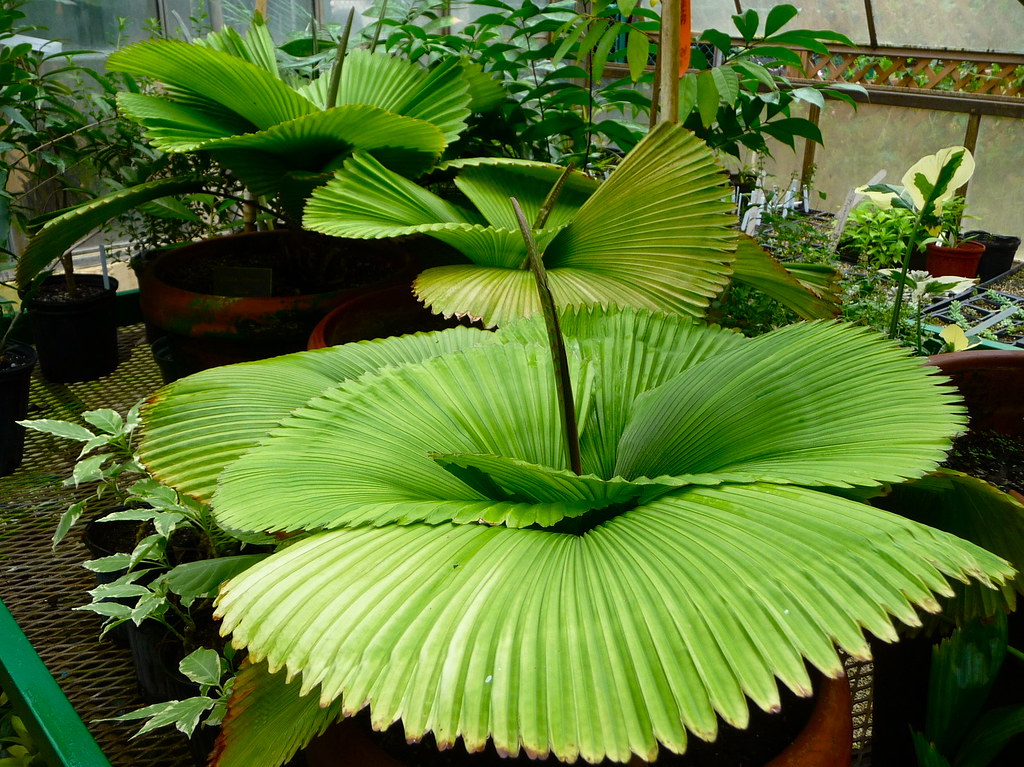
[138,230,417,374]
[302,675,852,766]
[308,282,467,350]
[925,349,1024,436]
[924,240,985,278]
[766,675,852,767]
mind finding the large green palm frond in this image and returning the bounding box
[213,490,1007,766]
[135,309,1015,766]
[16,177,205,286]
[107,40,473,214]
[298,51,472,146]
[200,108,449,212]
[874,470,1024,624]
[139,326,497,501]
[305,123,739,327]
[199,14,279,75]
[729,235,841,320]
[108,39,315,133]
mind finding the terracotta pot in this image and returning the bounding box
[308,282,460,350]
[765,676,852,767]
[924,240,985,278]
[303,675,851,766]
[925,349,1024,436]
[0,341,37,476]
[138,230,418,376]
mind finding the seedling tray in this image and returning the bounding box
[925,287,1024,349]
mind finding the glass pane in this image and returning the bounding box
[158,1,317,39]
[692,0,741,34]
[873,0,1024,55]
[21,1,156,51]
[969,115,1024,243]
[729,1,870,43]
[802,102,969,215]
[325,0,380,34]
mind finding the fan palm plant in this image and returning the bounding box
[303,121,839,327]
[16,14,503,287]
[136,305,1019,767]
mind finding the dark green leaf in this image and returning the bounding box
[743,45,804,69]
[550,20,588,65]
[700,29,733,56]
[165,554,270,606]
[678,73,698,121]
[732,10,760,43]
[763,30,831,56]
[763,4,799,36]
[626,28,649,81]
[696,70,720,127]
[956,705,1024,767]
[576,18,608,61]
[591,22,623,79]
[710,66,740,106]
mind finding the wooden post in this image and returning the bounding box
[656,0,681,124]
[800,103,821,190]
[957,110,981,199]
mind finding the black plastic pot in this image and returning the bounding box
[82,515,148,648]
[965,230,1021,283]
[125,619,200,704]
[23,274,119,382]
[0,341,37,476]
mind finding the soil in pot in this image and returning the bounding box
[22,274,119,382]
[944,429,1024,494]
[0,341,37,476]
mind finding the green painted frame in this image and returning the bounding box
[0,599,111,767]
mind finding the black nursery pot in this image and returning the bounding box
[23,274,119,382]
[965,230,1021,283]
[0,341,38,476]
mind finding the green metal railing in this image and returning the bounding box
[0,600,111,767]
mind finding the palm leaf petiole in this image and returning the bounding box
[511,196,582,476]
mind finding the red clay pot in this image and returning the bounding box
[302,675,852,766]
[138,230,417,375]
[925,240,985,278]
[925,349,1024,436]
[307,282,459,350]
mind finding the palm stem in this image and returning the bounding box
[511,197,582,476]
[326,8,355,110]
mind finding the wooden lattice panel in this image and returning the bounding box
[796,47,1024,98]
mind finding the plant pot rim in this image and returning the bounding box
[925,240,986,255]
[925,348,1024,371]
[308,282,422,350]
[21,273,119,306]
[0,340,38,372]
[140,230,418,301]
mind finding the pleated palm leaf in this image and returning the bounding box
[303,122,840,328]
[137,307,1016,767]
[16,18,499,286]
